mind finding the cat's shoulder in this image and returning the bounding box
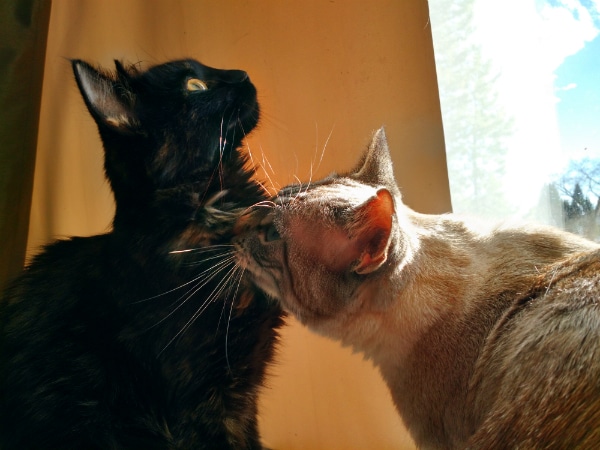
[468,247,600,447]
[2,234,115,306]
[25,233,113,272]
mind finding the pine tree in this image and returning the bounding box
[429,0,515,218]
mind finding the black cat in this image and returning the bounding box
[0,59,283,449]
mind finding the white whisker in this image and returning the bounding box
[170,245,233,255]
[143,256,237,334]
[159,261,240,355]
[318,124,334,173]
[225,265,246,373]
[239,200,277,216]
[134,246,234,303]
[257,143,279,196]
[243,135,276,198]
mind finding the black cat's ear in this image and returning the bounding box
[350,188,395,274]
[72,60,138,134]
[353,127,397,189]
[114,60,130,79]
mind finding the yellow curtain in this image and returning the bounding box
[15,1,450,449]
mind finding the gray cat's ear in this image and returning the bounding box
[351,188,394,274]
[72,60,138,134]
[353,127,397,189]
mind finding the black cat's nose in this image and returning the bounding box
[218,69,248,84]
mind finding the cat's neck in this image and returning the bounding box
[318,206,597,367]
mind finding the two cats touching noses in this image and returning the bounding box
[1,57,599,449]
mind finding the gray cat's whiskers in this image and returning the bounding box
[316,124,334,175]
[240,200,277,216]
[301,124,334,197]
[290,177,310,201]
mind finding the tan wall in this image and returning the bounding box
[29,1,450,448]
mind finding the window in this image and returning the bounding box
[429,0,600,240]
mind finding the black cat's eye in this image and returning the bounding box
[264,224,281,242]
[186,78,208,92]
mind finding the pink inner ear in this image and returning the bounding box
[287,189,395,275]
[352,189,394,274]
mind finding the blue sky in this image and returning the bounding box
[469,0,600,214]
[554,34,600,159]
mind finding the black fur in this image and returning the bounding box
[0,59,283,449]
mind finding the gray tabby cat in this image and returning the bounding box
[234,127,600,449]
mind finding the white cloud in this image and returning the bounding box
[468,0,600,217]
[557,82,578,91]
[538,0,598,69]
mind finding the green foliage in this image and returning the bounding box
[552,158,600,240]
[563,183,593,219]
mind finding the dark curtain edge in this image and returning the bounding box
[0,0,52,290]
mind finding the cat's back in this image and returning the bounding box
[0,234,171,448]
[467,247,600,448]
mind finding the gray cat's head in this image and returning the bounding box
[234,128,410,327]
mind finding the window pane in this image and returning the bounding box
[429,0,600,239]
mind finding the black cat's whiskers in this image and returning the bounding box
[215,263,245,332]
[240,123,279,198]
[159,257,242,356]
[156,241,255,359]
[260,144,277,183]
[256,178,275,198]
[217,115,229,190]
[131,246,235,305]
[141,252,239,335]
[169,243,234,255]
[248,148,279,198]
[216,108,241,184]
[224,265,247,374]
[178,250,238,269]
[136,247,239,345]
[261,145,281,196]
[157,267,237,353]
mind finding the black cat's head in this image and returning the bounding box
[72,59,259,215]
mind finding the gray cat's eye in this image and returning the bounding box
[264,224,281,242]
